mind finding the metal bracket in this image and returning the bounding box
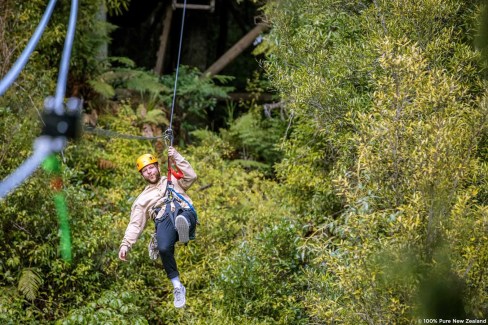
[172,0,215,12]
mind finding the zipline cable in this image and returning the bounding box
[167,0,188,143]
[0,0,58,96]
[166,0,187,185]
[84,126,165,140]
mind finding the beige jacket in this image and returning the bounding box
[120,151,197,250]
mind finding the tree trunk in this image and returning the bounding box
[204,23,268,76]
[154,4,173,75]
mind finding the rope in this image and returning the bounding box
[166,0,188,188]
[84,126,165,140]
[168,0,188,140]
[0,0,58,96]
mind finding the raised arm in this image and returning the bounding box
[168,146,197,191]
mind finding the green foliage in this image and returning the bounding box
[0,287,36,323]
[69,1,118,82]
[263,0,487,322]
[217,220,306,324]
[222,111,285,174]
[105,0,131,16]
[143,106,169,126]
[159,66,234,138]
[18,268,43,301]
[88,79,116,99]
[89,62,234,144]
[0,0,127,120]
[217,70,286,175]
[57,290,148,324]
[2,0,488,323]
[0,1,57,113]
[89,57,168,100]
[0,107,39,177]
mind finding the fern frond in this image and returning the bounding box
[126,72,167,95]
[212,74,235,84]
[88,79,116,98]
[144,109,169,126]
[18,268,43,301]
[107,56,135,68]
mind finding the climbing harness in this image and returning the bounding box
[0,0,80,262]
[168,187,197,220]
[148,188,197,260]
[149,189,197,251]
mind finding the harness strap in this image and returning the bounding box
[153,199,184,228]
[152,188,198,240]
[167,187,198,222]
[170,166,184,179]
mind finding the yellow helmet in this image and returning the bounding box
[136,154,158,171]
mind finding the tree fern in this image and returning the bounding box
[18,268,43,301]
[125,70,167,96]
[88,79,115,99]
[88,58,169,100]
[144,109,169,126]
[106,56,135,68]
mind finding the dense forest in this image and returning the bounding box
[1,0,487,324]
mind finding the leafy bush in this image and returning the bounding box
[57,290,148,324]
[217,219,306,324]
[263,0,487,322]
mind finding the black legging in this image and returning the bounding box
[155,209,197,279]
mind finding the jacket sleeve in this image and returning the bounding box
[172,151,197,191]
[120,203,147,249]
